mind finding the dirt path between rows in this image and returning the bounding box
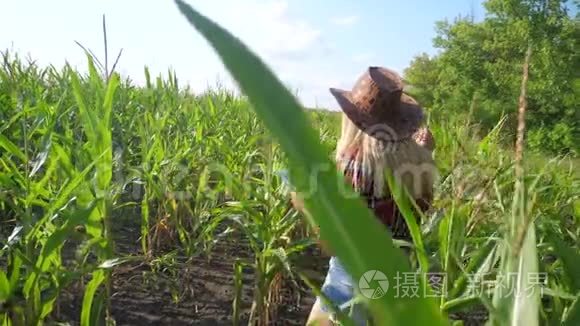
[51,218,486,325]
[54,220,326,325]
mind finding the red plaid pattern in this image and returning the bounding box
[341,149,431,241]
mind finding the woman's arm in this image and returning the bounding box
[290,191,334,256]
[290,191,306,214]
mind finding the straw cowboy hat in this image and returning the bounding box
[330,66,424,142]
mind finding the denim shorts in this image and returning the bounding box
[315,256,368,325]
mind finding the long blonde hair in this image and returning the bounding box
[335,113,436,201]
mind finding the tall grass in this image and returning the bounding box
[0,3,578,325]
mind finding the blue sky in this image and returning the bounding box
[1,0,485,109]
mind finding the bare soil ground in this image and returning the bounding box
[52,219,326,326]
[49,216,487,325]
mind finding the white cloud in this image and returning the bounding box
[191,0,336,106]
[202,0,322,62]
[146,0,326,105]
[331,15,359,26]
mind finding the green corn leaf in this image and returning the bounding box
[52,143,75,178]
[81,269,106,326]
[174,1,446,324]
[0,159,25,191]
[26,153,101,242]
[98,256,142,269]
[0,271,9,303]
[0,134,26,162]
[28,135,51,178]
[37,201,97,271]
[547,231,580,292]
[385,170,430,273]
[232,259,244,326]
[541,288,577,301]
[0,107,30,134]
[95,70,118,196]
[1,226,23,255]
[32,285,41,322]
[144,66,152,88]
[140,192,150,255]
[1,313,12,326]
[492,222,540,326]
[8,254,22,294]
[101,72,119,136]
[90,291,106,326]
[40,291,58,319]
[87,55,104,94]
[26,147,61,206]
[563,296,580,326]
[441,295,481,313]
[22,201,97,304]
[70,69,98,146]
[449,238,497,299]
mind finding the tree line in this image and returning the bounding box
[404,0,579,155]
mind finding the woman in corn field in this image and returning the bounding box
[291,66,436,326]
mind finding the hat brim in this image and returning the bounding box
[329,87,424,141]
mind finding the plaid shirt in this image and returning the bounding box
[341,148,431,241]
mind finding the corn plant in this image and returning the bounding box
[216,143,314,325]
[0,52,120,325]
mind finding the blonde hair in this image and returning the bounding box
[335,113,436,201]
